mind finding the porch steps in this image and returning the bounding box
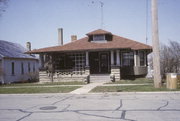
[39,71,51,82]
[90,74,111,83]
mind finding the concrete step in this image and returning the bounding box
[39,78,51,81]
[39,71,51,82]
[39,73,48,76]
[39,71,47,74]
[90,74,110,82]
[39,77,51,79]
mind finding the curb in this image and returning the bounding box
[1,91,180,96]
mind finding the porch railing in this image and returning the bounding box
[55,69,86,76]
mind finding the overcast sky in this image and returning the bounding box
[0,0,179,50]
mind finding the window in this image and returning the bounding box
[140,51,145,66]
[11,62,15,75]
[33,63,35,72]
[28,62,31,73]
[93,35,105,41]
[21,62,24,75]
[122,52,134,66]
[74,53,85,71]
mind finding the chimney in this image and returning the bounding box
[71,35,77,42]
[58,28,63,46]
[26,42,31,51]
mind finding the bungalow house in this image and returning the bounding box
[28,29,152,82]
[0,40,39,84]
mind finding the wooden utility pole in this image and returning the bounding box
[151,0,162,88]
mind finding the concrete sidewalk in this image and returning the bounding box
[1,85,83,88]
[70,82,105,94]
[70,82,153,94]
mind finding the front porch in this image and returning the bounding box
[39,49,149,82]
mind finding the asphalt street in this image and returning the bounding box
[0,92,180,121]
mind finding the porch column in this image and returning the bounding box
[85,51,90,76]
[85,51,89,66]
[134,50,140,66]
[144,51,147,66]
[111,50,114,65]
[111,50,121,81]
[134,51,137,66]
[116,50,120,66]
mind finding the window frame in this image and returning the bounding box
[139,51,145,66]
[21,62,24,75]
[122,52,134,66]
[11,62,15,75]
[28,62,31,73]
[92,34,106,41]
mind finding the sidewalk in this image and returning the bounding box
[70,82,106,94]
[0,85,83,88]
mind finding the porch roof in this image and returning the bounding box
[27,29,152,54]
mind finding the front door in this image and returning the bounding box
[89,52,99,74]
[89,52,109,74]
[100,53,109,73]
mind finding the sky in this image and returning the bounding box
[0,0,180,50]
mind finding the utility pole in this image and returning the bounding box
[151,0,162,88]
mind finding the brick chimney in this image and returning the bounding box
[71,35,77,42]
[26,42,31,51]
[58,28,63,46]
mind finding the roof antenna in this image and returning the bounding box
[91,1,104,29]
[100,1,104,29]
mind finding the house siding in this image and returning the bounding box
[1,58,39,83]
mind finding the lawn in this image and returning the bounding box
[91,85,180,92]
[0,81,86,87]
[106,78,153,84]
[0,86,81,94]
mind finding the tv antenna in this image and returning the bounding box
[92,1,104,29]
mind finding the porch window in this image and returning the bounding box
[122,52,134,66]
[139,51,145,66]
[66,54,75,69]
[54,53,85,72]
[74,53,85,71]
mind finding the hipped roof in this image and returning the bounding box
[28,29,152,54]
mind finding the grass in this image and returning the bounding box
[0,86,81,94]
[0,81,86,87]
[91,85,180,93]
[106,78,153,84]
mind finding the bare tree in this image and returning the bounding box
[148,40,180,79]
[160,40,180,78]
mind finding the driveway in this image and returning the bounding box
[0,92,180,121]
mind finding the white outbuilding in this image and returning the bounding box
[0,40,39,84]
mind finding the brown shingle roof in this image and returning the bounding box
[86,29,112,35]
[28,29,152,54]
